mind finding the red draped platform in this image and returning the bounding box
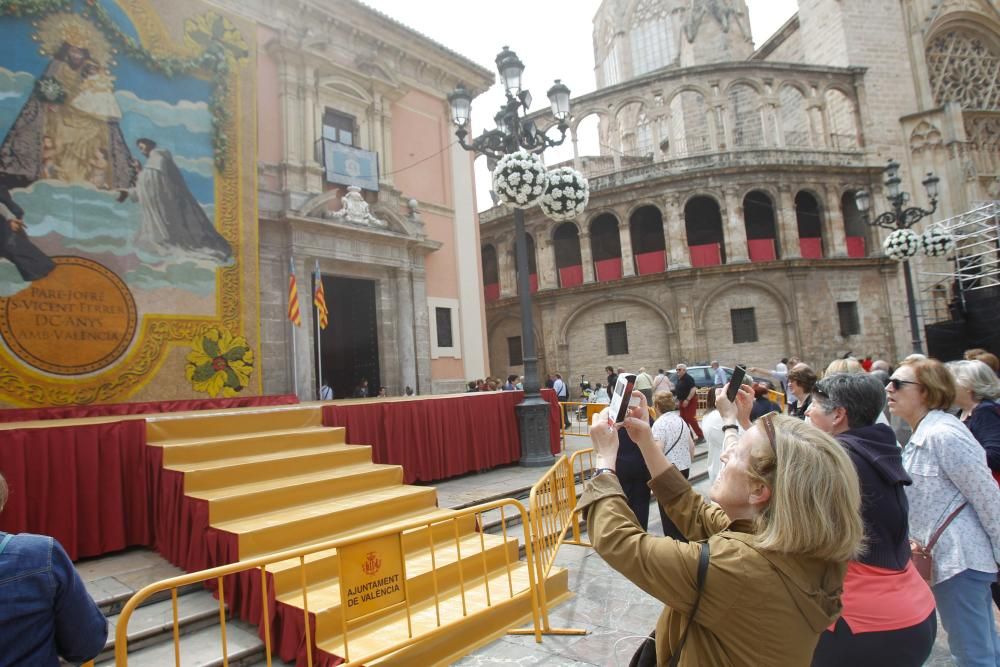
[0,390,562,564]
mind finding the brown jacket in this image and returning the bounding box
[577,466,847,666]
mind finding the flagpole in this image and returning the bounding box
[289,256,299,398]
[314,260,324,401]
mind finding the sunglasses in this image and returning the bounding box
[760,411,779,463]
[887,378,922,391]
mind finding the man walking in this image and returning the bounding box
[552,373,570,429]
[635,367,654,404]
[672,363,704,443]
[711,360,727,388]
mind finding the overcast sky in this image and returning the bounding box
[360,0,800,209]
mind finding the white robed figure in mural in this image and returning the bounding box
[120,137,232,262]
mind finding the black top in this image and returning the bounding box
[837,424,912,570]
[750,397,781,421]
[964,399,1000,473]
[789,394,811,420]
[672,373,695,402]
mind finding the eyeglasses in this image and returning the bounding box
[887,378,922,391]
[760,411,778,463]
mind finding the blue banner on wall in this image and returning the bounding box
[320,140,379,191]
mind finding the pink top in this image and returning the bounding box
[831,560,936,633]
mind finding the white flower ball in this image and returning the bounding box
[921,226,955,257]
[492,150,547,209]
[883,229,921,261]
[539,167,590,221]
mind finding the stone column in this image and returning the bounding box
[579,229,596,283]
[777,185,801,259]
[652,116,664,161]
[618,215,636,278]
[664,196,690,269]
[411,263,432,393]
[535,232,557,290]
[395,267,418,392]
[823,184,848,257]
[497,238,516,298]
[722,187,749,263]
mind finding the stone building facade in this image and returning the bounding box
[211,0,494,397]
[480,0,1000,392]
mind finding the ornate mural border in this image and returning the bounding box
[0,0,259,406]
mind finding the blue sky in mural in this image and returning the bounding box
[0,6,214,203]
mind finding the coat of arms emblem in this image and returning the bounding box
[362,551,381,576]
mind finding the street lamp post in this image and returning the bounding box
[855,159,940,354]
[448,47,572,467]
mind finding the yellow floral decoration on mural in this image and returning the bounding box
[185,327,254,397]
[184,11,248,65]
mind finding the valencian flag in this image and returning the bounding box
[288,260,302,327]
[313,263,329,330]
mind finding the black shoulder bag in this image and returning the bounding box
[629,541,710,667]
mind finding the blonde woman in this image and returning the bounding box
[580,387,863,666]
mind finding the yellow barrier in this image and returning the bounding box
[768,388,787,410]
[509,449,594,638]
[113,499,542,666]
[558,401,594,443]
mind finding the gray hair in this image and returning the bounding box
[813,372,886,429]
[676,363,687,370]
[947,360,1000,402]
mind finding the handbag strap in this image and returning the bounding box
[0,533,13,555]
[668,541,710,667]
[663,424,685,457]
[926,502,967,551]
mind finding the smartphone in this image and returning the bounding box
[608,373,637,424]
[727,365,747,402]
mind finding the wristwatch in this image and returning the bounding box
[721,424,739,432]
[591,467,617,479]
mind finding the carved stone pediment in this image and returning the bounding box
[325,186,387,228]
[296,186,426,240]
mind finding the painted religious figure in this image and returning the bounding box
[0,14,137,189]
[121,137,231,261]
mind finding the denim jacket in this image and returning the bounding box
[0,532,108,666]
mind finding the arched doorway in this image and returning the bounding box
[630,205,666,274]
[743,190,779,261]
[590,213,623,282]
[481,244,499,301]
[842,191,868,258]
[553,222,583,288]
[685,196,725,266]
[795,191,824,258]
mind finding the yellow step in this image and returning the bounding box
[278,533,521,639]
[157,426,346,465]
[264,509,475,595]
[191,463,404,523]
[146,405,323,442]
[215,485,440,559]
[317,565,572,666]
[170,444,374,493]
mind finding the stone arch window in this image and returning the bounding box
[685,196,726,266]
[616,102,653,157]
[482,244,499,302]
[512,234,539,294]
[842,191,868,258]
[795,191,824,259]
[591,213,624,282]
[630,205,666,275]
[926,29,1000,110]
[630,0,677,76]
[668,90,711,157]
[778,84,811,147]
[554,222,583,288]
[824,89,859,149]
[728,84,764,148]
[743,190,779,262]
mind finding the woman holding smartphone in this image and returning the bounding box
[579,386,863,666]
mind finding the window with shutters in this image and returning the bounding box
[605,321,629,356]
[838,301,860,337]
[730,308,758,344]
[508,336,523,366]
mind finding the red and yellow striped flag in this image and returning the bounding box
[314,274,328,330]
[288,270,302,326]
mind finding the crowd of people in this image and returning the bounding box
[581,347,1000,667]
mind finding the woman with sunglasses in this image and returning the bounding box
[805,373,936,666]
[578,387,863,666]
[888,357,1000,667]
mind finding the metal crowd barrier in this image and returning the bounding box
[112,499,542,666]
[509,449,595,639]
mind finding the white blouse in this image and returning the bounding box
[652,411,693,472]
[902,409,1000,585]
